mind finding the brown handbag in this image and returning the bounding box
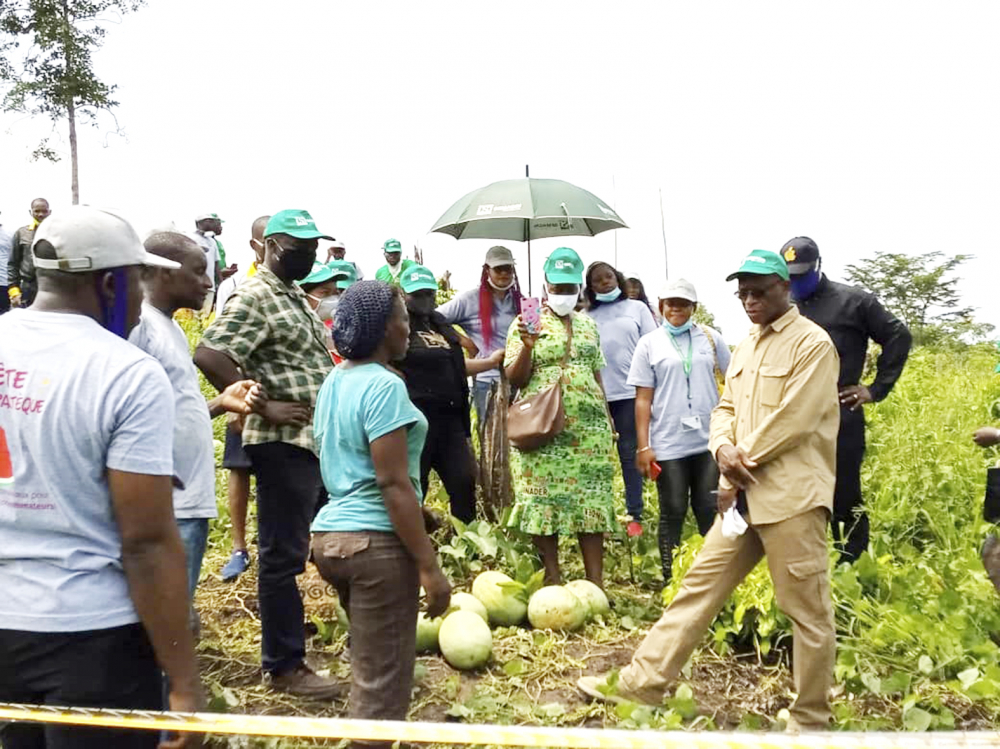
[507,320,572,452]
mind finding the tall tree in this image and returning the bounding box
[844,251,993,347]
[0,0,144,203]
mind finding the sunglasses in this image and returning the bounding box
[734,279,781,301]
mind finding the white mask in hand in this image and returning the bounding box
[721,506,748,540]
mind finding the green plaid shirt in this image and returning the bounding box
[200,265,333,453]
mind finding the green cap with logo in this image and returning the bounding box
[725,249,789,282]
[543,247,584,284]
[327,259,357,289]
[299,261,338,287]
[383,238,402,253]
[264,209,334,240]
[400,264,437,294]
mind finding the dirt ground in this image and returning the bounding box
[194,558,994,747]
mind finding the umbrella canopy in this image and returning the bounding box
[429,178,627,241]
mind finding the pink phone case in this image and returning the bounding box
[521,297,541,334]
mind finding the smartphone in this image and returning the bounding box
[650,461,662,480]
[520,297,541,335]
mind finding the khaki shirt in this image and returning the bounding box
[709,306,840,525]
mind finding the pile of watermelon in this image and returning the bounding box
[416,571,610,671]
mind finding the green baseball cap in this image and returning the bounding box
[725,249,790,282]
[327,259,357,289]
[383,238,402,253]
[264,209,333,240]
[299,261,338,287]
[400,264,438,293]
[543,247,584,285]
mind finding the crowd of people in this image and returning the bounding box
[2,197,996,747]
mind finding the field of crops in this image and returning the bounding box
[179,313,1000,746]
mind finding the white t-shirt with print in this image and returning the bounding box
[129,302,217,519]
[0,310,175,632]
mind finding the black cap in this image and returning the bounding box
[780,237,820,275]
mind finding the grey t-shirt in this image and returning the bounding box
[627,324,730,461]
[130,302,217,519]
[0,310,175,632]
[437,286,518,383]
[586,299,658,402]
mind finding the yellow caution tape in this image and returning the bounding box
[1,703,1000,747]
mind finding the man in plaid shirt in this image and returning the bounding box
[195,209,338,698]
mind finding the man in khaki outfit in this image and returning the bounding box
[579,249,840,730]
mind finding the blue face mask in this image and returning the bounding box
[663,319,693,336]
[594,287,621,303]
[790,269,821,301]
[96,268,130,338]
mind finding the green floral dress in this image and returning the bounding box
[503,308,618,536]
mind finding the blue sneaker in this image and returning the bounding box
[220,550,250,582]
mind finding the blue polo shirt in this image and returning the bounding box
[586,299,658,402]
[311,363,428,533]
[437,287,518,383]
[626,325,730,461]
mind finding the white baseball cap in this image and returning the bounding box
[485,245,516,267]
[33,206,181,272]
[195,212,223,222]
[329,240,346,250]
[658,278,698,303]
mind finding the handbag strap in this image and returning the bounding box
[557,315,573,381]
[697,323,723,383]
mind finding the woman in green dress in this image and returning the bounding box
[504,247,617,587]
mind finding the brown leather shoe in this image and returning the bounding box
[265,662,345,700]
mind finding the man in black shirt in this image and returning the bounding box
[7,198,50,308]
[782,236,912,563]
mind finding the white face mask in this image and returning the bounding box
[546,293,578,317]
[308,294,339,322]
[487,276,514,292]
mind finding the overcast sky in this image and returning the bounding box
[1,1,997,339]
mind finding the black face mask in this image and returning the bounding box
[406,293,436,318]
[279,248,316,281]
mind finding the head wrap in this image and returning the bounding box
[332,280,398,360]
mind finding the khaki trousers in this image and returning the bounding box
[619,506,835,728]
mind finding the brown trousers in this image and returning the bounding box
[619,506,835,728]
[312,531,419,749]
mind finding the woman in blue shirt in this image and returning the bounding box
[584,262,658,536]
[436,245,523,419]
[625,279,729,583]
[311,280,451,739]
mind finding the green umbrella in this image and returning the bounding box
[429,177,628,292]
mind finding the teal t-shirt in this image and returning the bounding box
[311,363,428,533]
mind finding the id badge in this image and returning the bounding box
[680,415,702,432]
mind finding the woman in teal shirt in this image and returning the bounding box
[311,280,451,739]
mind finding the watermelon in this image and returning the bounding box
[564,579,610,619]
[527,585,587,632]
[450,592,489,623]
[415,612,443,653]
[471,570,527,626]
[438,610,493,670]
